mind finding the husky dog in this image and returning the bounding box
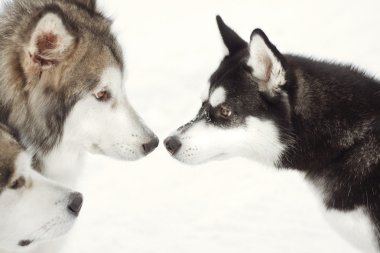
[165,16,380,252]
[0,123,82,251]
[0,0,159,187]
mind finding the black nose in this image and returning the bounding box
[142,136,159,155]
[68,192,83,216]
[164,136,182,155]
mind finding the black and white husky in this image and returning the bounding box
[165,16,380,252]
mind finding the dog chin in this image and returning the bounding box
[175,152,228,165]
[32,220,76,246]
[89,144,144,161]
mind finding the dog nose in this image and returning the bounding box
[142,136,159,155]
[68,192,83,216]
[164,136,182,155]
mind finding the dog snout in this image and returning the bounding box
[67,192,83,216]
[142,136,159,155]
[164,136,182,155]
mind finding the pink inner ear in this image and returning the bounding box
[36,32,57,54]
[30,32,58,66]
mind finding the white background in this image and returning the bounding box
[5,0,380,252]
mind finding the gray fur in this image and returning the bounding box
[0,0,123,170]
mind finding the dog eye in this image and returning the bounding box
[219,105,232,118]
[95,89,111,102]
[10,177,26,190]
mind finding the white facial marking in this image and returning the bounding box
[243,117,285,164]
[170,116,284,166]
[248,33,286,95]
[209,87,226,107]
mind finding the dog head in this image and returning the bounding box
[3,0,158,161]
[165,16,292,166]
[0,127,82,251]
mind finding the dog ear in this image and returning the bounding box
[25,12,76,71]
[248,29,287,97]
[74,0,97,11]
[216,15,247,55]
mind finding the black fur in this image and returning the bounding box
[216,15,247,55]
[283,56,380,242]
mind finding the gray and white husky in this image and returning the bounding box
[0,123,82,252]
[0,0,159,187]
[165,16,380,252]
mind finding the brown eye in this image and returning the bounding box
[220,105,232,118]
[95,90,111,101]
[10,177,26,190]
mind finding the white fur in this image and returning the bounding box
[0,152,76,252]
[248,33,286,95]
[170,116,285,166]
[209,87,226,107]
[43,66,156,186]
[324,208,378,253]
[308,182,379,253]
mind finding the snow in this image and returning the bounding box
[4,0,380,252]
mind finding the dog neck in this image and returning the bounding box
[39,141,85,188]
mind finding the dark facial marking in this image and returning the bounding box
[0,126,20,191]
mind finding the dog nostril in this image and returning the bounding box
[68,192,83,216]
[164,136,182,155]
[142,136,159,155]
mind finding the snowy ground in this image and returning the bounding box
[5,0,380,252]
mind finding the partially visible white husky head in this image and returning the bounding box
[0,152,82,252]
[164,16,291,166]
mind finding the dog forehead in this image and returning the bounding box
[100,65,122,82]
[210,48,249,82]
[207,54,253,104]
[98,65,123,90]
